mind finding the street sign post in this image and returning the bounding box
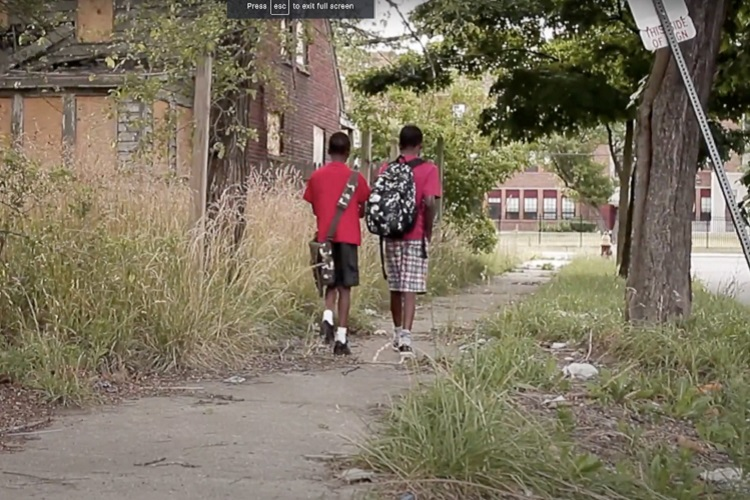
[627,0,750,271]
[627,0,696,50]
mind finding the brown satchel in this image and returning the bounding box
[309,170,359,297]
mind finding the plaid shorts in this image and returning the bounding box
[385,239,428,293]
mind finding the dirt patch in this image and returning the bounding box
[0,383,54,452]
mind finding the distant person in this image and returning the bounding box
[303,132,370,355]
[367,125,441,358]
[601,230,612,258]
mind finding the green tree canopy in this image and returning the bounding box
[351,0,750,151]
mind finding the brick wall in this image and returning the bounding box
[247,20,342,171]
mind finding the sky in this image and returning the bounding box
[358,0,428,50]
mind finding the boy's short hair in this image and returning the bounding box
[328,132,351,156]
[399,125,423,149]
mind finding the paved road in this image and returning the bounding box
[692,253,750,304]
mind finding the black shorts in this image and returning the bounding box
[331,243,359,288]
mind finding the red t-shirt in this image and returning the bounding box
[378,155,441,240]
[303,162,370,245]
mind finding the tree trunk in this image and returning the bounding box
[620,165,636,278]
[626,0,728,323]
[205,47,255,249]
[616,119,634,276]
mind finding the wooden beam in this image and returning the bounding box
[10,94,22,147]
[0,73,129,89]
[0,74,192,106]
[189,54,212,238]
[62,94,76,166]
[1,25,75,72]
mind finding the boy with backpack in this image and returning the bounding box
[304,132,370,355]
[366,125,441,358]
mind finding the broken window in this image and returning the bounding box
[280,20,308,69]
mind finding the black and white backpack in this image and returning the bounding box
[365,156,423,238]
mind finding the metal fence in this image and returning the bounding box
[494,216,744,251]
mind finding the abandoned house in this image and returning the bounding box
[0,1,349,175]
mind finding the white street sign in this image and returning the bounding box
[626,0,688,29]
[639,14,696,50]
[626,0,695,50]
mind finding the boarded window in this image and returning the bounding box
[75,95,116,172]
[0,97,12,145]
[267,112,283,157]
[176,106,193,176]
[76,0,114,42]
[23,96,63,167]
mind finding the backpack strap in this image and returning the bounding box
[405,157,427,257]
[325,170,359,242]
[405,157,425,168]
[379,236,387,279]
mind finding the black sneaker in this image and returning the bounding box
[333,341,351,355]
[398,344,415,359]
[391,337,400,351]
[320,321,334,345]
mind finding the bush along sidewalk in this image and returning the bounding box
[0,151,510,405]
[358,259,750,499]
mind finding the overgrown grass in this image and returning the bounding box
[360,259,750,498]
[0,151,509,404]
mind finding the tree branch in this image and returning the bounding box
[605,123,622,176]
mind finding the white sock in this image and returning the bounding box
[393,327,402,342]
[323,309,333,325]
[399,329,411,346]
[335,327,347,344]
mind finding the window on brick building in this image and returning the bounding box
[561,197,575,219]
[488,197,501,220]
[267,112,283,157]
[523,190,537,220]
[506,191,519,219]
[700,189,711,221]
[280,21,308,68]
[543,190,557,220]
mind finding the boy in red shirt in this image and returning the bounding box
[303,132,370,355]
[378,125,441,357]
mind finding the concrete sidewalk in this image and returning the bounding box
[0,266,556,500]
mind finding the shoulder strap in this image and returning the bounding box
[405,157,425,168]
[326,170,360,241]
